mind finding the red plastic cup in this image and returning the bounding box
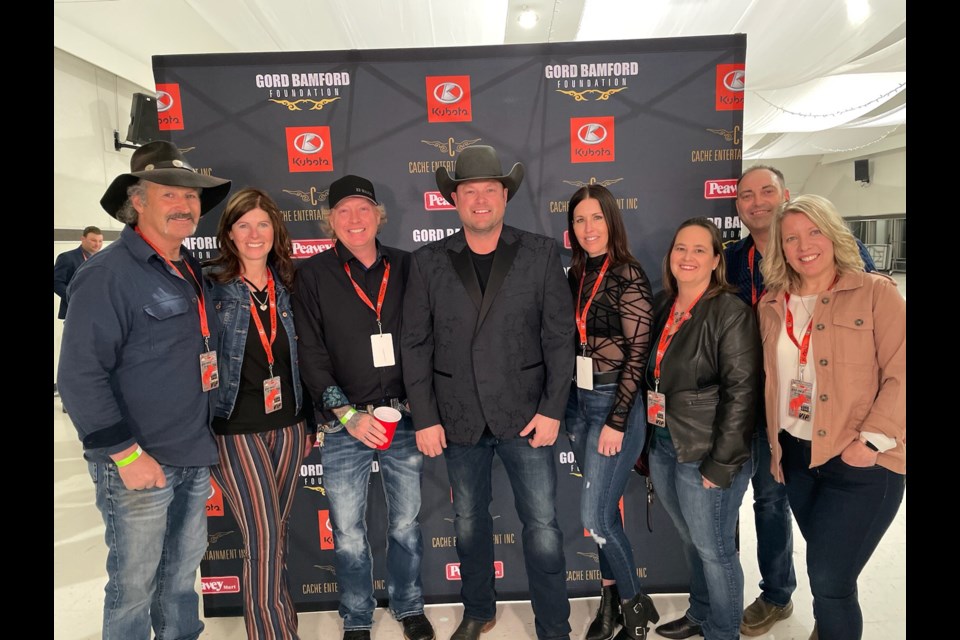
[372,406,402,450]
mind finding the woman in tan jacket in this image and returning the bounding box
[757,194,905,640]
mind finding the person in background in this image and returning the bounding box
[645,218,760,640]
[54,225,104,320]
[725,165,877,637]
[293,175,434,640]
[204,188,312,640]
[757,194,905,640]
[563,185,658,640]
[58,140,231,639]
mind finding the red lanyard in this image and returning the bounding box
[343,258,390,333]
[784,292,814,368]
[748,244,764,307]
[652,291,705,384]
[575,256,610,351]
[247,271,278,375]
[135,227,212,349]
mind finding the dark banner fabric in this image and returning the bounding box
[153,34,745,616]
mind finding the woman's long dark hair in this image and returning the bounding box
[567,184,638,279]
[206,188,295,289]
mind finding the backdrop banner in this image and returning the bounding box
[152,33,746,616]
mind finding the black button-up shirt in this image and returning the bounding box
[293,240,410,420]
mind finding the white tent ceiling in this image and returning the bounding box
[53,0,905,161]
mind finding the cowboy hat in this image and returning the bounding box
[100,141,232,219]
[435,145,524,204]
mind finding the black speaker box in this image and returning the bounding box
[126,93,160,145]
[854,158,870,183]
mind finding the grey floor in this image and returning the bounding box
[53,273,906,640]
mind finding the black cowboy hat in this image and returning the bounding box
[100,141,231,219]
[435,145,524,205]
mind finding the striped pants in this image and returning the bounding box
[212,421,306,640]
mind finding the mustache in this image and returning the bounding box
[166,212,196,221]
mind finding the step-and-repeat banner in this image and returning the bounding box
[152,34,745,616]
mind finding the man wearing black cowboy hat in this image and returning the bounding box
[58,140,231,639]
[402,145,575,640]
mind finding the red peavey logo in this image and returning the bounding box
[424,191,455,210]
[201,576,240,594]
[425,76,472,123]
[319,510,335,550]
[286,126,334,173]
[715,64,745,111]
[292,239,335,258]
[446,562,504,581]
[570,117,615,163]
[563,230,571,249]
[155,83,184,131]
[704,179,738,199]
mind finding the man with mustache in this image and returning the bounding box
[58,141,231,640]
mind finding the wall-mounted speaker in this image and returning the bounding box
[126,93,160,145]
[854,158,870,184]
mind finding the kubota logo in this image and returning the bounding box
[715,64,745,111]
[722,70,745,92]
[294,133,325,154]
[156,91,174,112]
[433,82,464,104]
[286,127,333,173]
[576,123,608,145]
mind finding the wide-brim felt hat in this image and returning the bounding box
[100,141,232,219]
[435,145,524,204]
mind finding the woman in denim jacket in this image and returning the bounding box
[205,187,312,640]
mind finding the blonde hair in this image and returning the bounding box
[319,203,388,239]
[761,194,864,293]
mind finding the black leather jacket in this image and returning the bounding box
[644,290,761,488]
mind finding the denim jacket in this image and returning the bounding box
[207,266,303,420]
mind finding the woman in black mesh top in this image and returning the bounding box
[564,185,658,640]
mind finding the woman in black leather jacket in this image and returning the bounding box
[644,218,761,640]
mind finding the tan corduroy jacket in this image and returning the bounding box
[758,271,906,479]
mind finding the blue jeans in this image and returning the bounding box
[321,414,425,630]
[444,431,571,640]
[564,382,647,599]
[649,434,751,640]
[780,433,905,640]
[750,426,796,606]
[89,462,210,640]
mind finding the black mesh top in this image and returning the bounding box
[568,254,654,431]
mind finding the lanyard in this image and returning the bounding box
[343,258,390,334]
[135,227,212,350]
[575,256,610,354]
[747,244,764,307]
[246,271,278,377]
[652,290,705,389]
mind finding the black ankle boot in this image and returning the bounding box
[586,584,622,640]
[612,592,660,640]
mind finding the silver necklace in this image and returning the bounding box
[243,277,269,311]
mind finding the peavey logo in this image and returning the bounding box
[292,239,335,259]
[563,230,572,250]
[286,127,333,173]
[715,64,745,111]
[704,179,738,199]
[319,510,335,550]
[570,117,615,163]
[155,83,184,130]
[201,576,240,594]
[424,192,455,211]
[426,76,472,123]
[446,561,504,581]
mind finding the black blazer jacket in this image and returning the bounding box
[644,290,761,488]
[54,245,88,319]
[402,225,575,445]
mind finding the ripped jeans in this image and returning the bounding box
[564,382,648,600]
